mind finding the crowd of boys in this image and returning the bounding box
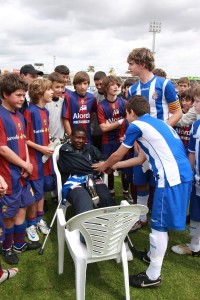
[0,47,199,289]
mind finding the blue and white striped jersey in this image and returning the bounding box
[128,75,179,121]
[122,114,192,188]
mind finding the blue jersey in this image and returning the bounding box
[62,91,97,143]
[188,119,200,182]
[0,105,27,194]
[128,75,180,121]
[98,97,126,145]
[122,114,192,188]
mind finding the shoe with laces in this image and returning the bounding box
[136,250,151,263]
[129,271,161,288]
[26,225,39,242]
[123,192,134,204]
[0,268,18,284]
[129,220,148,233]
[171,243,200,256]
[36,219,49,235]
[125,242,133,261]
[13,241,41,254]
[2,248,19,265]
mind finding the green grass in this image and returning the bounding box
[1,175,199,299]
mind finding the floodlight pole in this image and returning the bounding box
[149,22,162,54]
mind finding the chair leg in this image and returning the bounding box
[75,258,87,300]
[121,243,130,300]
[57,218,65,274]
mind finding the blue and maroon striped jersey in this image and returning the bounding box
[61,91,97,143]
[24,104,54,180]
[0,105,26,194]
[97,97,126,145]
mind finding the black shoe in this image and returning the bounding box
[129,271,161,288]
[2,248,19,265]
[135,250,150,263]
[192,250,200,257]
[13,241,41,254]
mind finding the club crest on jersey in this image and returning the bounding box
[2,205,7,213]
[20,133,24,139]
[43,118,47,126]
[152,92,158,100]
[81,99,85,105]
[17,122,22,131]
[79,105,87,112]
[112,104,116,109]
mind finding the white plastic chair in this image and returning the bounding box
[57,203,148,300]
[53,144,71,212]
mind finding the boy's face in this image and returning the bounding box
[126,109,136,123]
[42,88,54,103]
[51,81,65,98]
[61,74,69,85]
[2,89,26,111]
[193,97,200,114]
[178,83,189,96]
[94,79,104,93]
[128,60,142,76]
[182,98,193,113]
[21,73,38,86]
[107,82,119,98]
[75,81,89,96]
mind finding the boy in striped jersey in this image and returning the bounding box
[93,95,192,288]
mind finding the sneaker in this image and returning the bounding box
[129,220,148,234]
[171,244,200,256]
[0,268,18,284]
[2,248,19,265]
[36,219,49,235]
[125,242,133,262]
[129,271,162,288]
[13,241,41,254]
[26,225,39,242]
[123,192,134,204]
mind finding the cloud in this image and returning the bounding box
[0,0,200,77]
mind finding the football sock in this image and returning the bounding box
[137,190,149,222]
[2,226,14,250]
[36,211,44,223]
[13,222,26,249]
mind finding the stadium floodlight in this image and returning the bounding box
[149,22,162,54]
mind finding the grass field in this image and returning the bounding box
[1,175,199,300]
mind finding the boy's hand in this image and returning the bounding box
[0,175,8,197]
[23,162,33,175]
[92,161,106,172]
[40,146,54,156]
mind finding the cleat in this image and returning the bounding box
[13,241,41,254]
[129,271,161,288]
[0,268,18,284]
[26,225,39,242]
[36,219,49,235]
[172,244,200,256]
[2,248,19,265]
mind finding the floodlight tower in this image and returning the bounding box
[149,22,162,54]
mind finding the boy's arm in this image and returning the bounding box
[0,145,33,174]
[176,106,197,127]
[99,119,124,132]
[167,107,182,127]
[189,152,195,171]
[26,140,54,156]
[0,175,8,196]
[62,118,72,137]
[113,150,146,170]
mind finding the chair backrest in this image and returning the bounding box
[53,144,63,204]
[65,204,148,258]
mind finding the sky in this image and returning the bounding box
[0,0,200,78]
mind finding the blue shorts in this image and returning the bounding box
[102,143,120,159]
[151,181,192,231]
[30,175,56,201]
[190,183,200,222]
[133,167,156,187]
[20,181,35,208]
[0,182,35,218]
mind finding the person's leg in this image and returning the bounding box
[67,186,94,215]
[0,259,18,284]
[96,184,115,207]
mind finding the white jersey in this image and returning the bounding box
[45,97,65,139]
